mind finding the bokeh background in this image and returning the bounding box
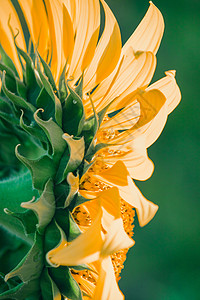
[106,0,200,299]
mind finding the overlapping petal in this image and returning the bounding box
[93,161,158,226]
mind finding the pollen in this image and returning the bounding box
[73,206,92,226]
[111,199,135,281]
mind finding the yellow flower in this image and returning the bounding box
[0,0,181,299]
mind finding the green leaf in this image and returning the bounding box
[5,232,43,282]
[56,134,84,184]
[15,145,56,191]
[40,269,61,300]
[34,110,66,163]
[49,267,82,300]
[21,179,55,234]
[4,208,37,235]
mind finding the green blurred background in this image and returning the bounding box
[106,0,200,299]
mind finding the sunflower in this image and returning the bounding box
[0,0,181,299]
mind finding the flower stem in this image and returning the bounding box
[0,170,38,245]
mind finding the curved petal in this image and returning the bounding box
[101,218,134,256]
[98,135,154,180]
[122,2,164,55]
[94,257,124,300]
[47,210,103,266]
[83,0,122,93]
[68,0,100,81]
[0,0,26,76]
[17,0,50,60]
[92,50,156,114]
[104,89,166,145]
[147,70,181,114]
[95,161,158,226]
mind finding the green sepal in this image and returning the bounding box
[58,64,67,102]
[4,208,37,235]
[0,110,18,125]
[37,51,57,94]
[34,110,66,163]
[21,179,55,234]
[75,74,83,99]
[5,232,43,282]
[16,46,36,89]
[15,144,56,191]
[40,269,62,300]
[0,62,17,93]
[83,95,99,154]
[2,71,36,113]
[62,82,85,135]
[36,57,62,126]
[0,44,19,78]
[44,220,65,255]
[0,273,10,294]
[16,80,27,99]
[36,87,55,121]
[49,266,82,300]
[0,279,40,300]
[56,134,84,184]
[68,212,81,242]
[54,182,70,208]
[20,110,48,143]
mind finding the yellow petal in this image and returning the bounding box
[47,210,103,266]
[122,2,164,55]
[17,0,50,60]
[94,257,124,300]
[95,161,158,226]
[147,70,181,114]
[98,187,121,231]
[44,0,65,82]
[100,99,140,131]
[68,0,100,81]
[92,50,156,114]
[83,0,122,93]
[72,273,96,298]
[99,135,154,180]
[63,3,75,64]
[101,218,134,256]
[105,89,166,146]
[0,0,26,76]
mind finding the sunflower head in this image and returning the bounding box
[0,0,181,299]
